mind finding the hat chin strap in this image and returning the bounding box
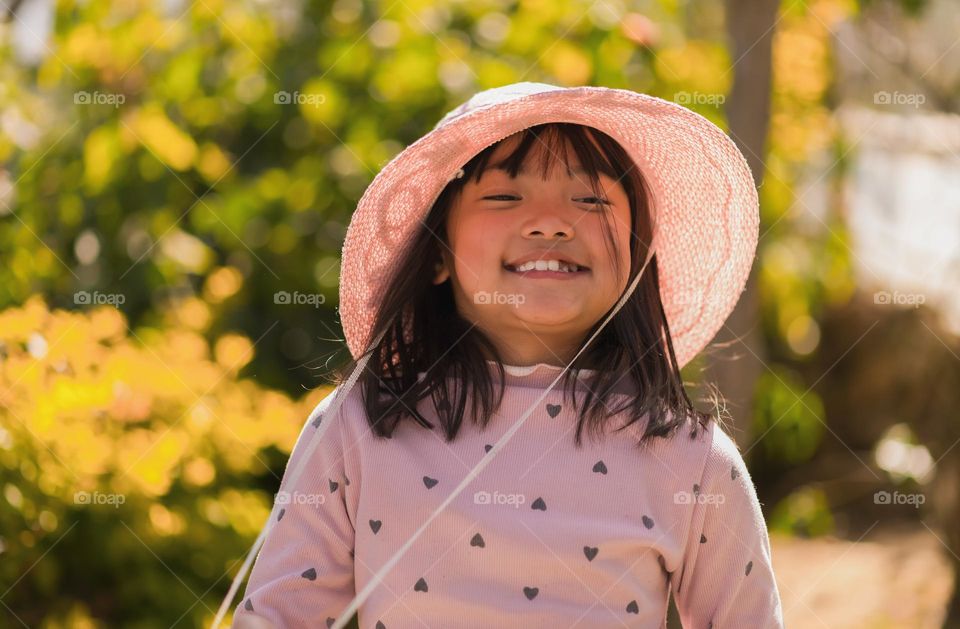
[213,242,657,629]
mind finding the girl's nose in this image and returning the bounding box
[519,201,576,241]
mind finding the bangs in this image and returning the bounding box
[464,123,621,192]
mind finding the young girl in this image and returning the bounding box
[221,82,784,628]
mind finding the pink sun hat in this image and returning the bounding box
[338,81,759,369]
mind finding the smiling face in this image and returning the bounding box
[433,129,635,366]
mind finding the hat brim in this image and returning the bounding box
[338,86,758,369]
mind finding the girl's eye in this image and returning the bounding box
[577,197,611,209]
[483,194,520,201]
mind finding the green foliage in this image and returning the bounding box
[769,486,835,537]
[752,368,826,466]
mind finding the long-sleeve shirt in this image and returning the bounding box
[232,360,784,628]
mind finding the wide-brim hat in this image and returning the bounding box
[338,81,758,369]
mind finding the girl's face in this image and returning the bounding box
[434,134,635,365]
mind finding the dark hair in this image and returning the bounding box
[332,122,721,449]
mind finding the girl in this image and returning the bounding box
[220,82,784,628]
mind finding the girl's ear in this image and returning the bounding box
[433,259,450,285]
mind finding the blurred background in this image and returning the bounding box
[1,0,959,626]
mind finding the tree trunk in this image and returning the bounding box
[705,0,779,459]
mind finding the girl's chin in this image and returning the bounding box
[498,305,586,327]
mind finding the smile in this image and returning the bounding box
[503,261,590,279]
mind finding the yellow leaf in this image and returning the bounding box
[214,334,254,373]
[131,105,198,171]
[197,142,232,183]
[82,126,118,193]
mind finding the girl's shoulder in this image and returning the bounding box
[302,379,370,437]
[667,413,751,488]
[700,418,753,486]
[639,411,746,485]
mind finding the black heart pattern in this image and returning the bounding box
[546,404,561,418]
[311,413,324,428]
[470,533,485,548]
[423,476,439,489]
[325,618,334,628]
[593,460,607,474]
[376,622,386,629]
[731,466,739,480]
[531,497,547,511]
[693,483,700,497]
[370,519,382,534]
[626,600,639,614]
[414,577,428,592]
[329,479,338,492]
[642,515,654,529]
[302,567,317,581]
[700,533,707,544]
[277,508,285,521]
[484,444,493,453]
[244,598,254,612]
[523,586,539,600]
[345,476,350,486]
[745,560,753,576]
[583,546,598,561]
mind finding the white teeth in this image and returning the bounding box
[511,260,579,273]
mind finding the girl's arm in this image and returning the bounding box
[671,424,785,628]
[231,390,357,627]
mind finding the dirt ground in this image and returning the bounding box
[770,521,955,628]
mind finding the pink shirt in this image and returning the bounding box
[233,361,784,628]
